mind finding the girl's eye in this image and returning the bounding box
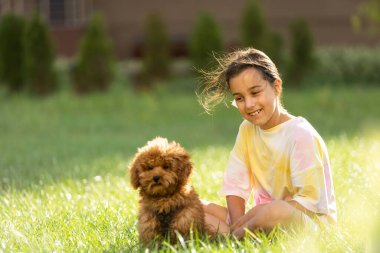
[235,97,243,102]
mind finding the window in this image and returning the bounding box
[47,0,91,26]
[49,0,65,25]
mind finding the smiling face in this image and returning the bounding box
[229,67,286,130]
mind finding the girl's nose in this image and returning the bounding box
[245,98,255,109]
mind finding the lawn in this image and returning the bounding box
[0,82,379,252]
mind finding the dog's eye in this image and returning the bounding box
[163,164,170,170]
[146,166,153,170]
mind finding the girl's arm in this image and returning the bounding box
[226,195,245,225]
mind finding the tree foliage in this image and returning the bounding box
[287,18,316,85]
[239,0,284,68]
[240,0,266,50]
[24,12,56,95]
[74,13,115,94]
[352,0,380,35]
[264,31,284,69]
[190,12,224,71]
[0,14,25,92]
[142,13,170,83]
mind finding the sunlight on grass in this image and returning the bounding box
[1,135,378,252]
[1,86,380,252]
[1,175,138,252]
[191,146,230,204]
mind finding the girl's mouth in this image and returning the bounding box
[248,109,262,117]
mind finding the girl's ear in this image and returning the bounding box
[129,160,140,189]
[273,79,282,96]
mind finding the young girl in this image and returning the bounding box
[199,48,337,238]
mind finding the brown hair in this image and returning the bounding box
[197,48,282,113]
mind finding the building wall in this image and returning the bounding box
[262,0,377,46]
[1,0,378,58]
[0,0,92,57]
[92,0,379,59]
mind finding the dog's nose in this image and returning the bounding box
[153,176,160,182]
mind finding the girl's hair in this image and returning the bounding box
[197,47,281,113]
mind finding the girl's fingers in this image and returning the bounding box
[230,211,252,230]
[232,227,245,240]
[230,217,244,230]
[231,203,269,232]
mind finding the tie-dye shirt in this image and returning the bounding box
[220,117,337,223]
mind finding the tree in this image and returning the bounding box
[287,18,316,85]
[240,0,266,50]
[264,32,284,69]
[73,13,115,93]
[239,0,284,68]
[24,12,56,95]
[189,12,224,71]
[352,0,380,35]
[0,14,25,92]
[142,13,170,83]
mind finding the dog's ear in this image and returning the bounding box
[169,143,193,177]
[129,158,140,189]
[181,157,193,179]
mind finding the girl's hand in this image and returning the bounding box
[230,203,268,233]
[232,226,246,240]
[232,200,313,240]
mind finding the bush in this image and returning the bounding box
[141,13,170,86]
[239,0,284,69]
[0,14,25,92]
[309,47,380,86]
[73,13,115,94]
[351,0,380,35]
[264,31,285,69]
[239,0,266,50]
[287,17,316,85]
[189,12,224,71]
[24,12,57,95]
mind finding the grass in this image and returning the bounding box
[0,82,380,252]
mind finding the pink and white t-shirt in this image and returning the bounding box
[220,117,337,223]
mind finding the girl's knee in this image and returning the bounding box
[201,199,213,214]
[201,200,228,223]
[202,200,225,213]
[267,200,296,220]
[205,213,229,235]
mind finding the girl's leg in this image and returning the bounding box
[232,200,306,239]
[201,199,229,235]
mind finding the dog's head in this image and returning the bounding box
[129,137,192,197]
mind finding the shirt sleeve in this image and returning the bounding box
[290,129,328,214]
[219,123,252,202]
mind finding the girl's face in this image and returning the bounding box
[229,67,283,130]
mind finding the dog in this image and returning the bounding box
[129,137,206,246]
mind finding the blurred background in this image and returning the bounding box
[0,0,380,94]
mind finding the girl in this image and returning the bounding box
[198,48,337,239]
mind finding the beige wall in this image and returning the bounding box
[91,0,378,58]
[1,0,378,58]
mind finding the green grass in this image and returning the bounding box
[0,83,380,252]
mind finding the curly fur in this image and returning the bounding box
[129,137,206,246]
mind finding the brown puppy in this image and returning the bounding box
[129,137,206,246]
